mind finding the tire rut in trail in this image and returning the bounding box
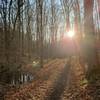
[45,63,71,100]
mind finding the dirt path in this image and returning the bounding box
[45,62,71,100]
[5,57,93,100]
[4,59,67,100]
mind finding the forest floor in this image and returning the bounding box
[4,57,100,100]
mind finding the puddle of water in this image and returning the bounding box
[0,73,34,86]
[11,73,34,85]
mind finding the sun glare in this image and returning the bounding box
[67,31,75,38]
[64,30,75,38]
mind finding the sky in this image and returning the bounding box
[0,0,99,30]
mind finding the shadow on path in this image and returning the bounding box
[46,62,71,100]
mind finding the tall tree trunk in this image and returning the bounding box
[36,0,44,67]
[84,0,100,81]
[40,0,43,67]
[3,0,9,64]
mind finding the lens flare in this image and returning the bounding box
[67,31,75,38]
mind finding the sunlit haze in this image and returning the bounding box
[64,31,75,38]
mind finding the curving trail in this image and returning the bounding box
[4,58,89,100]
[45,62,71,100]
[5,59,67,100]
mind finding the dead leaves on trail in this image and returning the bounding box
[4,58,100,100]
[61,56,100,100]
[4,59,66,100]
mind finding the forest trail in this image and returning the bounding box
[4,58,100,100]
[4,59,67,100]
[45,61,71,100]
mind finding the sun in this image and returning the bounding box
[64,30,75,38]
[67,31,75,38]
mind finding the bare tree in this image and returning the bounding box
[84,0,100,80]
